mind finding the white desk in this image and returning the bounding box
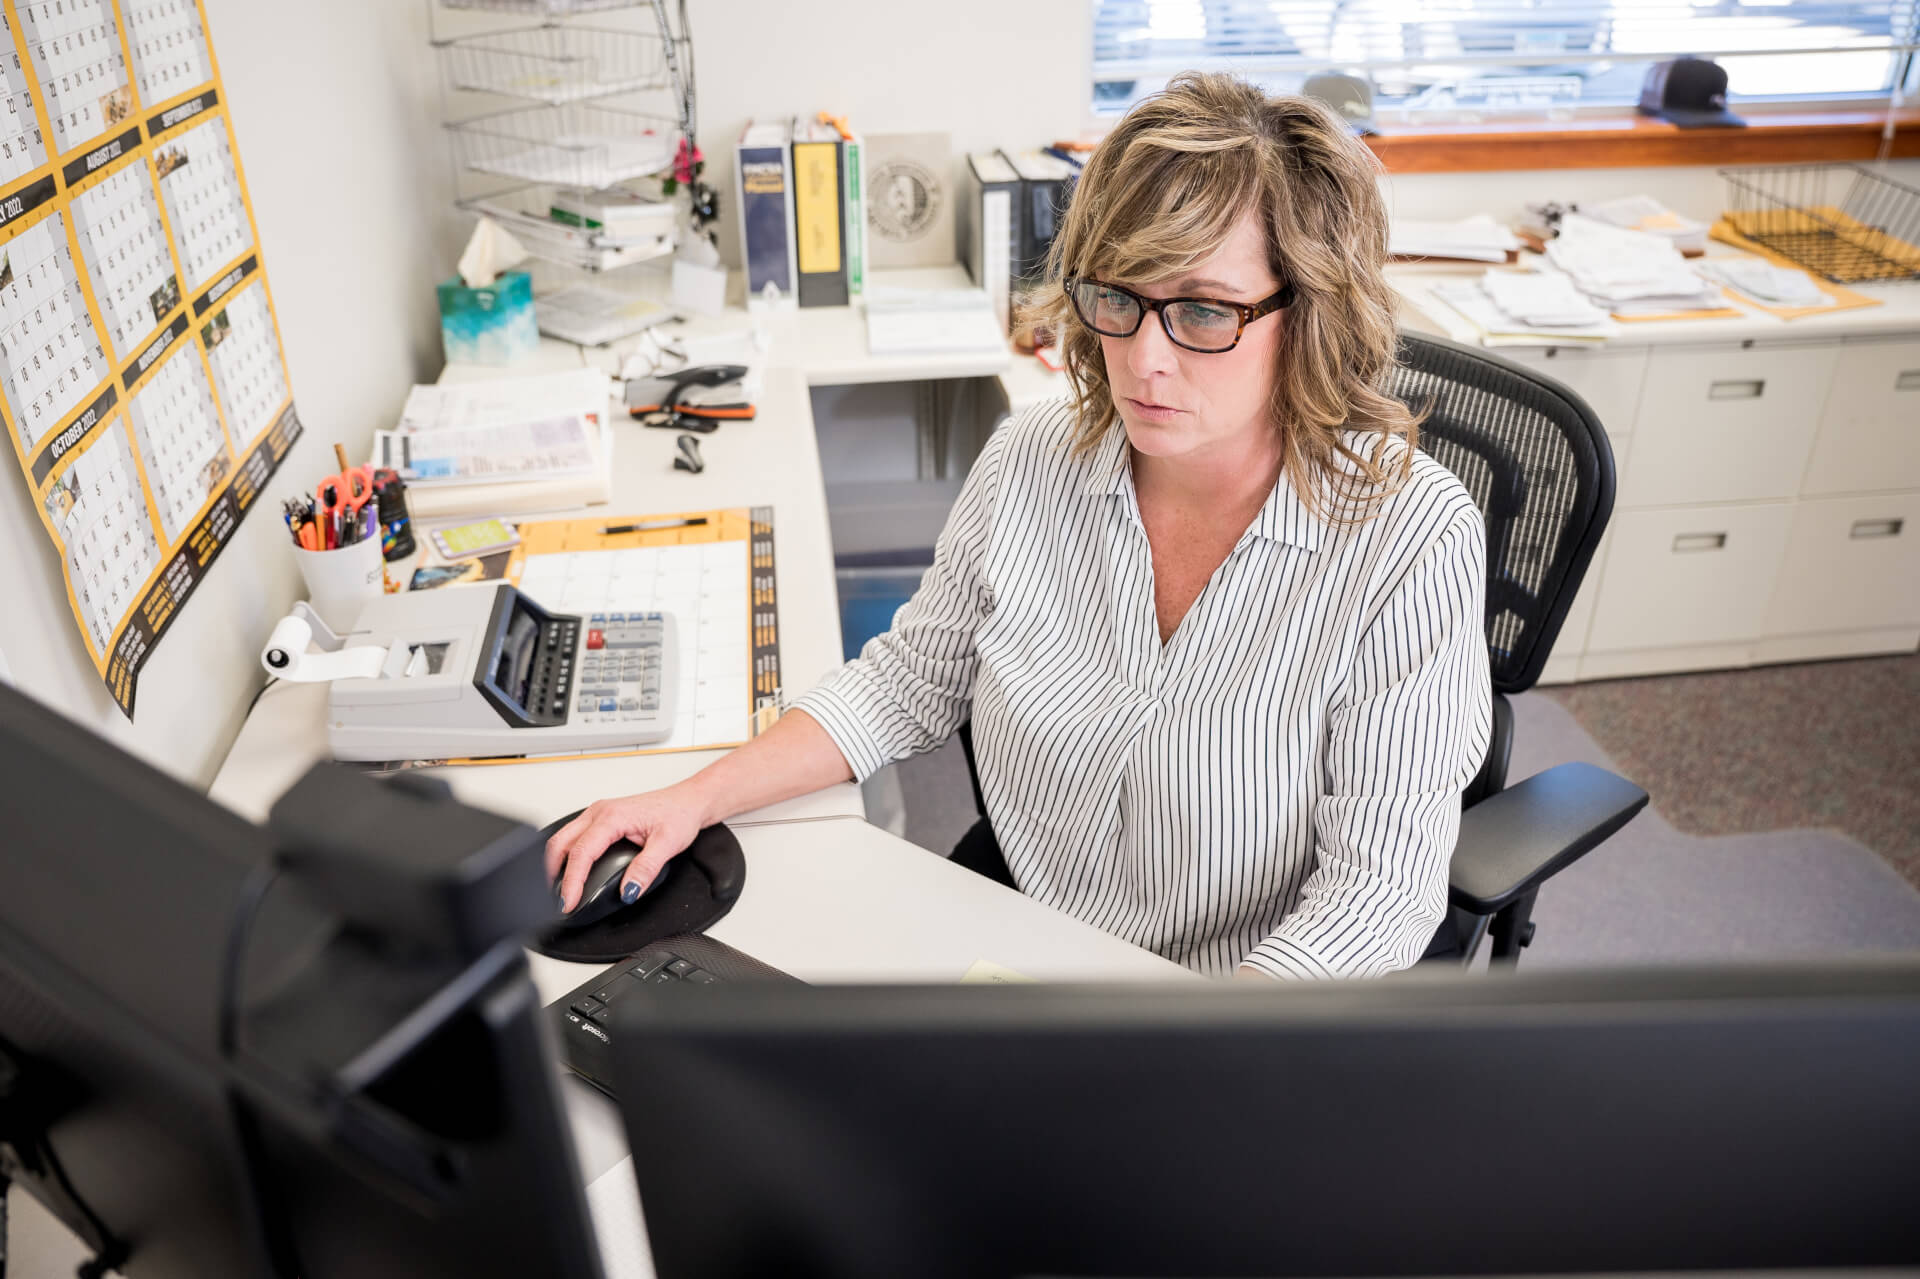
[659,265,1015,388]
[209,363,866,824]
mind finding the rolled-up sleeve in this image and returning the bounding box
[792,427,1006,782]
[1243,507,1493,980]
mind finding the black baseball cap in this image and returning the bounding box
[1638,57,1746,128]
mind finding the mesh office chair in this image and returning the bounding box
[952,332,1649,968]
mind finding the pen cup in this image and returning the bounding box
[292,536,384,632]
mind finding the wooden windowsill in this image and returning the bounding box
[1364,110,1920,173]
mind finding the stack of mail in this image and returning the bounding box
[1428,272,1615,345]
[1696,258,1829,307]
[1480,270,1610,327]
[1546,214,1725,316]
[1582,195,1710,255]
[1390,215,1523,263]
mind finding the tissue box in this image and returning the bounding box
[437,270,539,366]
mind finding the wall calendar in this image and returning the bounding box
[1,0,301,714]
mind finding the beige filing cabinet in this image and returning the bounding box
[1393,271,1920,683]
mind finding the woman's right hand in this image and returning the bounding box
[545,783,711,914]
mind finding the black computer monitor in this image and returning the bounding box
[0,680,602,1279]
[615,966,1920,1279]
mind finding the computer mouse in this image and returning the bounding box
[535,812,747,960]
[559,841,671,930]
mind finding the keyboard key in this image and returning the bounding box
[571,997,604,1018]
[686,969,719,984]
[666,959,693,977]
[631,954,670,977]
[599,698,618,713]
[590,614,608,625]
[645,968,676,984]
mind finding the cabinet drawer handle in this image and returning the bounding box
[1708,379,1764,400]
[1896,370,1920,392]
[1672,532,1728,553]
[1850,518,1904,539]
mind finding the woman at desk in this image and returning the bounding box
[551,73,1492,979]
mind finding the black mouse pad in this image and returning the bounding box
[531,813,746,964]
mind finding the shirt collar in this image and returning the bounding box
[1079,424,1324,553]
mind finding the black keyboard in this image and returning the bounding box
[549,934,801,1096]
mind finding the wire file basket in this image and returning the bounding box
[435,23,670,104]
[448,100,677,189]
[1720,163,1920,285]
[440,0,638,13]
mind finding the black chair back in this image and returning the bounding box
[1387,334,1617,697]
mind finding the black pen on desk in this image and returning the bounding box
[601,516,709,535]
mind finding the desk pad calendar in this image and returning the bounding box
[0,0,302,715]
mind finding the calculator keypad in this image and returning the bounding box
[573,612,667,725]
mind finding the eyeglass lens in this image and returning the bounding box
[1070,281,1242,352]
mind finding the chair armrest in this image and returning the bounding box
[1448,762,1648,915]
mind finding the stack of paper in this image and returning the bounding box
[1481,270,1611,327]
[1546,214,1726,316]
[1697,258,1829,307]
[1583,195,1709,255]
[864,286,1007,356]
[373,368,615,517]
[1390,215,1523,263]
[1429,276,1616,345]
[535,285,677,347]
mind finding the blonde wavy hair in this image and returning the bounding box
[1027,72,1417,522]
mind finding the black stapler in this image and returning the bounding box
[625,364,755,433]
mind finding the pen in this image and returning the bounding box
[601,517,709,535]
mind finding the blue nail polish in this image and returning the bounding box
[621,880,642,904]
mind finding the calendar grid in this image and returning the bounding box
[18,0,135,161]
[123,0,211,114]
[0,0,299,716]
[0,10,49,186]
[69,147,181,362]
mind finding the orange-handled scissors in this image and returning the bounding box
[317,465,373,549]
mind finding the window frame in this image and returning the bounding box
[1083,1,1920,150]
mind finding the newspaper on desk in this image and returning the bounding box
[374,368,610,487]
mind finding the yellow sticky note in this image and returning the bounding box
[961,959,1036,985]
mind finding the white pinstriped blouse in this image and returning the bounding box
[794,399,1492,979]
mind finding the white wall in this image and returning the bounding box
[0,0,454,786]
[690,1,1090,270]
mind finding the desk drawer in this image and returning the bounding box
[1803,337,1920,496]
[1587,503,1793,652]
[1494,345,1645,457]
[1764,493,1920,637]
[1623,343,1836,508]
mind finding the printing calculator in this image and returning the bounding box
[325,583,679,762]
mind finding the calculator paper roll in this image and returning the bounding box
[261,616,388,683]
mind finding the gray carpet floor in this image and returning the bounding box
[1543,653,1920,892]
[879,689,1920,968]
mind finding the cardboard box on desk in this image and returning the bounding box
[437,269,539,366]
